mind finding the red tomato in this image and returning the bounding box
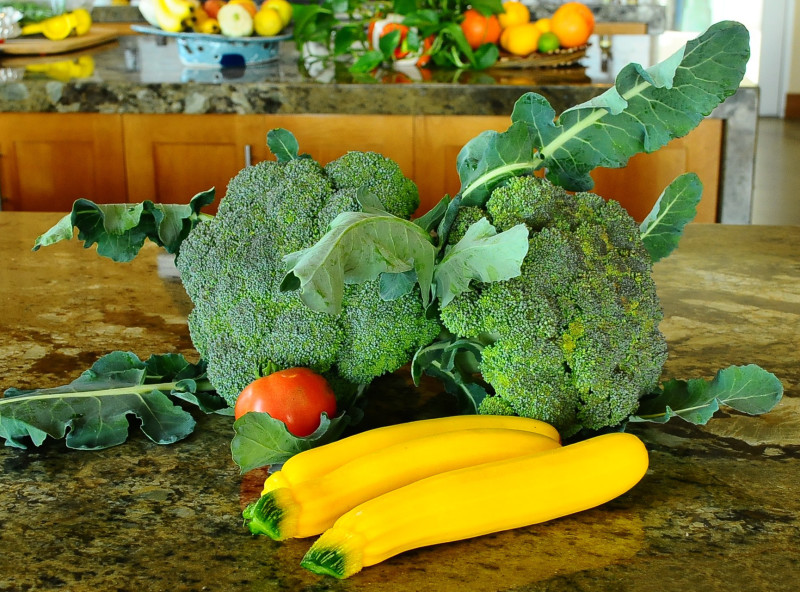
[416,34,436,68]
[460,8,501,50]
[234,367,337,437]
[381,22,411,59]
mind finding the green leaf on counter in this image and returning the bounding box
[457,21,750,205]
[0,351,228,450]
[32,188,216,262]
[630,364,784,424]
[280,210,438,315]
[434,218,529,307]
[639,173,703,263]
[231,411,352,473]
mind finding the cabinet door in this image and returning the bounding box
[0,113,126,212]
[122,114,268,208]
[264,113,415,179]
[590,118,723,223]
[413,115,512,215]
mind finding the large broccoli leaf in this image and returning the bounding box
[457,21,749,205]
[434,218,529,307]
[630,364,783,424]
[0,351,227,450]
[281,210,438,315]
[32,188,216,262]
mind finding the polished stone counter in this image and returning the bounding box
[0,213,797,591]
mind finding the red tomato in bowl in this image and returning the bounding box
[234,367,337,437]
[460,8,501,49]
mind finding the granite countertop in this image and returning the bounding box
[0,213,798,591]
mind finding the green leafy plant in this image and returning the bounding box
[293,0,504,74]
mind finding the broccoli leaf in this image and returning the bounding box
[0,351,226,450]
[267,128,302,162]
[281,211,437,315]
[457,21,749,205]
[411,337,488,414]
[630,364,784,424]
[639,173,703,263]
[32,189,216,262]
[434,219,529,307]
[230,411,352,473]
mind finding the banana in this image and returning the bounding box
[153,0,189,33]
[152,0,198,33]
[138,0,161,28]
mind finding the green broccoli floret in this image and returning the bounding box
[440,175,667,437]
[324,151,420,219]
[176,152,439,406]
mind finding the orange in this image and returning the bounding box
[229,0,258,17]
[500,22,541,57]
[498,1,530,29]
[460,8,501,50]
[558,2,595,29]
[550,2,594,48]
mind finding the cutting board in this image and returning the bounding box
[0,25,118,56]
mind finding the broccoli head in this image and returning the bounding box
[440,175,667,437]
[176,152,439,406]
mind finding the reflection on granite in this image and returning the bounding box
[0,214,798,591]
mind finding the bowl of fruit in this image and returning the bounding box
[134,0,293,67]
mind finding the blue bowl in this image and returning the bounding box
[131,25,292,68]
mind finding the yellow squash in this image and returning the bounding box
[301,431,649,579]
[261,414,560,495]
[244,428,561,540]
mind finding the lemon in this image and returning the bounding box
[537,31,560,53]
[498,1,529,29]
[254,6,283,37]
[500,23,541,57]
[264,0,293,27]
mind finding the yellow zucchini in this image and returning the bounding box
[261,415,560,495]
[301,432,649,579]
[244,428,561,540]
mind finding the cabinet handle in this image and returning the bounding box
[244,144,252,167]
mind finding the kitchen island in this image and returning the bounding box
[0,28,757,222]
[0,212,797,591]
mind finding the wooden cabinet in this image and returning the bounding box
[414,115,513,213]
[591,119,723,223]
[122,114,265,209]
[122,113,416,210]
[0,113,127,212]
[0,112,724,223]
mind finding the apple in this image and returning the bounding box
[202,0,226,20]
[217,2,254,37]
